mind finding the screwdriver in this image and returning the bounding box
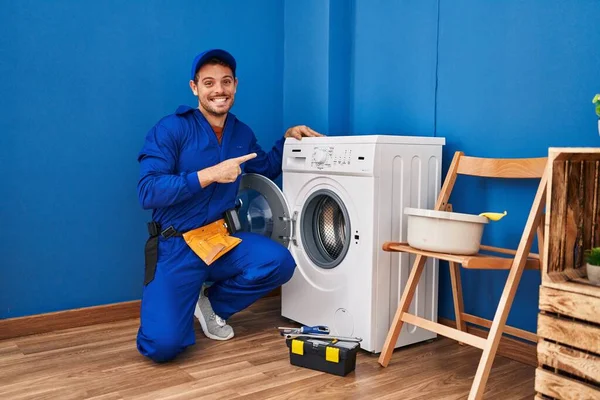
[277,325,330,335]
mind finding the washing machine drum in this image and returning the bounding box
[301,190,351,269]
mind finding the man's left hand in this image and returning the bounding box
[284,125,324,140]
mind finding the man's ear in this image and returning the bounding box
[189,80,198,96]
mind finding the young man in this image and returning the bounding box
[136,49,323,362]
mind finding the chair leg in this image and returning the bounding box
[468,169,548,400]
[378,255,428,367]
[449,261,466,343]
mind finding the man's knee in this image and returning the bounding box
[137,333,184,363]
[278,248,296,284]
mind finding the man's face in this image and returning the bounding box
[190,63,237,117]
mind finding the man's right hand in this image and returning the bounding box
[197,153,257,187]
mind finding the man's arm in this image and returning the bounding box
[137,124,205,210]
[137,124,257,210]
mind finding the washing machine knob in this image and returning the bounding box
[313,148,328,164]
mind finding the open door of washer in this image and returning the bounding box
[236,173,293,248]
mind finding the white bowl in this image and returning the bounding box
[404,207,489,255]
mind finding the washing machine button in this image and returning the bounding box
[313,148,328,164]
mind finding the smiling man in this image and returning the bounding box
[136,49,323,363]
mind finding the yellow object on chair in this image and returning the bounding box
[182,219,241,265]
[478,211,507,221]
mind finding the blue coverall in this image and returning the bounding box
[136,105,296,362]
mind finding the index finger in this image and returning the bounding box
[233,153,257,164]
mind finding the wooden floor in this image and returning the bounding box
[0,296,535,399]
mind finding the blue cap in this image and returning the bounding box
[190,49,236,80]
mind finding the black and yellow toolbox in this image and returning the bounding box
[285,336,360,376]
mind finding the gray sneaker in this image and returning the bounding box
[194,291,234,341]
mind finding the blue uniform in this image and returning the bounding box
[136,105,295,362]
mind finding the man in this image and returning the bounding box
[136,49,323,363]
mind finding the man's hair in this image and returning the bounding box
[194,57,235,82]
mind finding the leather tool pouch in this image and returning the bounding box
[182,219,241,265]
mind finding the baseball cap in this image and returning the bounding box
[190,49,236,80]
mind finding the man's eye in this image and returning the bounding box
[223,80,231,85]
[204,82,213,87]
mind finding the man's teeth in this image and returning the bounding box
[211,98,227,103]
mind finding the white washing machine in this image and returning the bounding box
[236,135,445,353]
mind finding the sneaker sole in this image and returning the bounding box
[194,303,235,341]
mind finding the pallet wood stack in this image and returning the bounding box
[536,148,600,399]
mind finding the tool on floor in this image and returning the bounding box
[283,333,362,343]
[277,325,330,335]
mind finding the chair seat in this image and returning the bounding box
[382,242,540,270]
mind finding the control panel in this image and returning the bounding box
[283,143,376,176]
[311,146,354,169]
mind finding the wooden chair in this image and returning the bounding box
[378,151,548,400]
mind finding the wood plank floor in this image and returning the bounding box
[0,297,535,399]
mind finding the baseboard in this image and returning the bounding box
[438,317,537,367]
[0,288,282,341]
[0,300,141,341]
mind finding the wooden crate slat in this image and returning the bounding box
[537,313,600,355]
[547,156,568,279]
[538,340,600,383]
[543,280,600,299]
[565,160,582,270]
[535,368,600,400]
[583,161,599,250]
[539,286,600,324]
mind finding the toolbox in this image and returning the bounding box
[285,336,359,377]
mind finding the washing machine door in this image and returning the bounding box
[299,189,351,269]
[235,173,293,248]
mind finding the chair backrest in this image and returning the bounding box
[435,151,548,227]
[438,151,549,258]
[456,154,547,179]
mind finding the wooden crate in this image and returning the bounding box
[543,148,600,293]
[536,148,600,399]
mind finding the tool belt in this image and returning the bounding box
[143,218,241,286]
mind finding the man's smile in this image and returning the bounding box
[210,96,229,104]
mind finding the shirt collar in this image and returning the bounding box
[175,105,195,115]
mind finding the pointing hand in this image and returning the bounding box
[211,153,257,183]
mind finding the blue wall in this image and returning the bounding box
[350,0,600,333]
[3,0,600,336]
[283,0,353,136]
[353,0,439,136]
[0,0,284,319]
[436,0,600,333]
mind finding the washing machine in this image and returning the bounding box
[236,134,445,353]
